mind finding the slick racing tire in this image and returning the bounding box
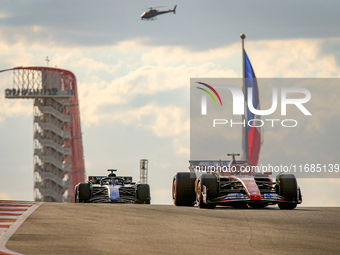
[200,174,219,198]
[276,174,298,210]
[276,174,298,199]
[172,172,196,206]
[78,183,91,203]
[196,174,218,209]
[137,184,151,204]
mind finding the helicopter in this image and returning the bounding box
[141,5,177,20]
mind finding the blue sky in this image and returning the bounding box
[0,0,339,205]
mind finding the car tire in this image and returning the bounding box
[172,172,196,206]
[276,174,298,199]
[276,174,298,210]
[200,174,219,198]
[137,184,151,204]
[78,183,91,203]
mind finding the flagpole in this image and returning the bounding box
[241,34,245,80]
[241,34,246,161]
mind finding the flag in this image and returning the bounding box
[243,49,262,166]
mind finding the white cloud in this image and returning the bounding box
[150,189,173,205]
[0,100,32,121]
[0,193,10,200]
[0,12,9,19]
[113,103,189,138]
[245,38,340,78]
[141,44,240,66]
[2,38,340,144]
[298,179,340,206]
[173,137,190,155]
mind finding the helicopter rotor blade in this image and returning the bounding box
[146,5,165,9]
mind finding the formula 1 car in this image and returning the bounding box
[172,154,302,209]
[75,169,151,204]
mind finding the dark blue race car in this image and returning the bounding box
[75,170,150,204]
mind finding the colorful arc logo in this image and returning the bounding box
[196,82,223,106]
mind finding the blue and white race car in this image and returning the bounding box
[75,169,150,204]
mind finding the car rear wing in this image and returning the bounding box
[189,160,267,175]
[88,176,133,184]
[121,177,133,184]
[88,176,106,183]
[189,160,231,173]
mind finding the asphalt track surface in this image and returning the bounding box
[5,203,340,255]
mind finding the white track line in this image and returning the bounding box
[0,201,42,255]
